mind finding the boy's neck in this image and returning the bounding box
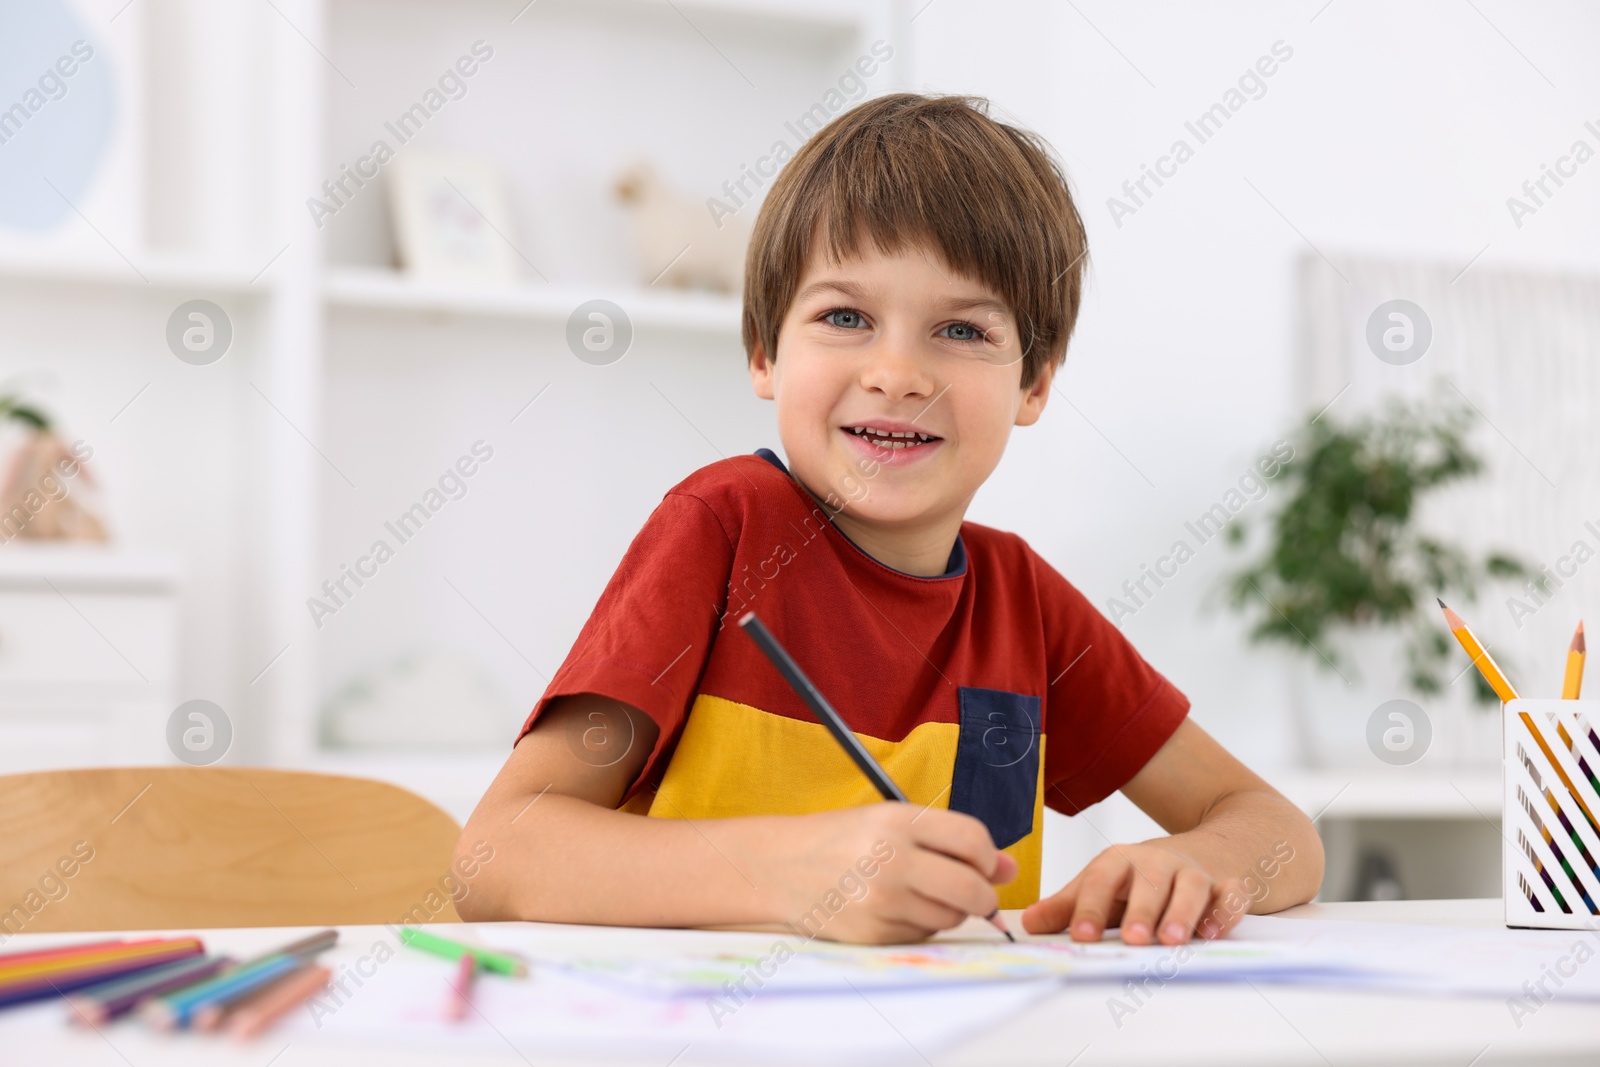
[825,502,966,578]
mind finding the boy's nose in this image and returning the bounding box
[858,334,936,401]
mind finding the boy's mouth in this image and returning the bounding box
[842,424,942,452]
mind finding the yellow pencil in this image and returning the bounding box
[1438,598,1519,702]
[1563,621,1585,700]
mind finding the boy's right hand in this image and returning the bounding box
[754,802,1016,944]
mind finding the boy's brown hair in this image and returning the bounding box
[742,93,1089,388]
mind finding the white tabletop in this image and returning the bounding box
[2,899,1597,1066]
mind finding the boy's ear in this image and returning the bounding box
[1014,360,1054,427]
[749,341,776,400]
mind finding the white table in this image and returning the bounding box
[2,899,1596,1066]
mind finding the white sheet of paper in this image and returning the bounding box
[277,949,1060,1064]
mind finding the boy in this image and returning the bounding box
[459,93,1323,945]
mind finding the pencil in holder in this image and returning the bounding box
[1503,698,1600,929]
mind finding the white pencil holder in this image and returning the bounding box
[1504,698,1600,930]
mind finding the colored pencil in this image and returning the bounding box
[1438,599,1520,702]
[0,942,205,1010]
[0,939,130,969]
[398,928,528,977]
[142,929,337,1030]
[194,959,318,1031]
[1564,621,1586,700]
[147,954,305,1030]
[738,611,1017,942]
[258,929,340,959]
[0,938,202,986]
[445,953,476,1021]
[65,955,232,1025]
[1555,624,1600,796]
[227,964,331,1040]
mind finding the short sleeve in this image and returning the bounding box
[1034,553,1190,815]
[516,491,734,801]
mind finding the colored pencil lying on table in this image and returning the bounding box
[65,955,233,1025]
[143,929,337,1030]
[0,938,201,985]
[194,959,326,1031]
[445,953,477,1022]
[226,964,332,1040]
[737,611,1017,943]
[0,939,205,1010]
[0,939,130,970]
[398,928,528,977]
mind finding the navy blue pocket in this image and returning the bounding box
[949,687,1041,850]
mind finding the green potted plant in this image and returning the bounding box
[1218,389,1533,767]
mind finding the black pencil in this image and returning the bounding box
[738,611,1015,942]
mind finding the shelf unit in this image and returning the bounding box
[0,0,908,817]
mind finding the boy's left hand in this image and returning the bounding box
[1020,842,1250,945]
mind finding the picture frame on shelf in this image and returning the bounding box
[388,151,520,285]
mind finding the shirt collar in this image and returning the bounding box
[753,448,967,579]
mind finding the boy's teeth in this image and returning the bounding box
[848,426,935,447]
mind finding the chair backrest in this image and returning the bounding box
[0,767,466,934]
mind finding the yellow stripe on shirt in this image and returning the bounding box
[647,693,1044,909]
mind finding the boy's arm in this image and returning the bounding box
[454,693,1017,942]
[1021,718,1324,944]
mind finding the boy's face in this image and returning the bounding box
[750,237,1051,533]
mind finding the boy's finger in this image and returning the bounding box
[904,850,1001,922]
[1020,879,1079,934]
[1197,879,1251,940]
[866,918,944,946]
[824,914,938,946]
[908,808,1001,876]
[1154,867,1213,944]
[897,889,973,934]
[1117,862,1176,945]
[1066,856,1131,942]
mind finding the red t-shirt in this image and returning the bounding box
[517,449,1190,906]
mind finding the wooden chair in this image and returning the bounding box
[0,767,467,933]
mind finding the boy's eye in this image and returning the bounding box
[822,308,867,330]
[941,321,987,344]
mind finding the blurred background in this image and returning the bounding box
[2,0,1598,904]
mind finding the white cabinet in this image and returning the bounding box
[0,548,178,773]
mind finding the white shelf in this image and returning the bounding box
[323,266,742,335]
[0,544,178,592]
[1265,769,1502,821]
[0,249,267,294]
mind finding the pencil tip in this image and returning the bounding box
[1004,931,1015,942]
[1436,597,1447,609]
